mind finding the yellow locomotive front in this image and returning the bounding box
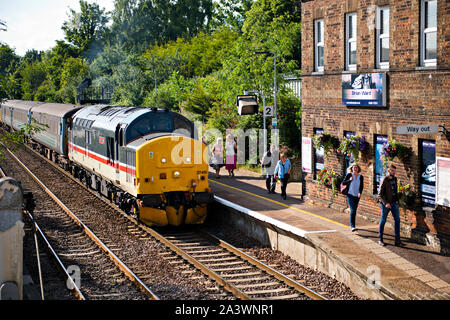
[135,135,212,226]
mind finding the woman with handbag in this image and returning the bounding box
[341,164,364,231]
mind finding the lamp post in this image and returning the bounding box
[253,51,277,130]
[244,90,267,153]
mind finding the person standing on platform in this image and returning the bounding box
[225,134,237,177]
[274,153,291,200]
[342,164,364,232]
[377,164,403,247]
[210,137,224,178]
[260,145,278,194]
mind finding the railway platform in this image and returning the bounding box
[208,167,450,300]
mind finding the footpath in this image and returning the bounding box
[208,166,450,300]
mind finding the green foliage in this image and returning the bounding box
[316,168,343,200]
[20,60,47,100]
[211,0,253,31]
[380,137,410,169]
[313,131,340,161]
[2,0,304,155]
[0,118,48,158]
[277,94,301,154]
[62,0,109,58]
[398,182,416,211]
[58,57,89,103]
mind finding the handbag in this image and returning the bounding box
[340,182,350,195]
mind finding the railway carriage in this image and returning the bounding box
[0,100,43,130]
[68,104,212,226]
[0,99,213,227]
[29,102,82,164]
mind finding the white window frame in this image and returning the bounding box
[421,0,437,67]
[376,6,390,69]
[345,12,357,71]
[314,19,324,72]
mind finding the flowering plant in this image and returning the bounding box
[381,137,410,168]
[397,182,416,210]
[338,135,368,161]
[313,131,340,161]
[317,169,343,198]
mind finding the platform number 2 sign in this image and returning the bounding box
[264,106,273,117]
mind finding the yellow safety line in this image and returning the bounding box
[210,179,349,228]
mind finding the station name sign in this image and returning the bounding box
[396,124,439,134]
[342,73,386,107]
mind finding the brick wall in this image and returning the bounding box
[301,0,450,252]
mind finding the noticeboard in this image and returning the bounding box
[342,73,387,107]
[436,157,450,207]
[302,137,312,173]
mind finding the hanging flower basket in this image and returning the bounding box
[398,182,416,211]
[337,135,368,162]
[313,131,340,161]
[380,137,410,169]
[317,168,343,200]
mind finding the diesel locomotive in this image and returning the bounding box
[0,100,213,226]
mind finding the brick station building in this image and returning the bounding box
[300,0,450,252]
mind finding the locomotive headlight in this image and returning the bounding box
[161,157,167,164]
[173,171,180,178]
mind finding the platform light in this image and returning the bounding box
[236,95,258,115]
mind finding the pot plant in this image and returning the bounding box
[313,131,340,161]
[337,135,368,161]
[381,137,410,169]
[317,168,343,201]
[398,182,416,211]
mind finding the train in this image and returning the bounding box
[0,99,213,227]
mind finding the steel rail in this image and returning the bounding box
[136,223,251,300]
[203,232,328,300]
[17,139,251,299]
[24,210,86,300]
[0,160,85,300]
[17,139,326,300]
[5,148,160,301]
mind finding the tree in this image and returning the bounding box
[0,43,20,99]
[58,57,89,103]
[211,0,253,31]
[20,61,47,100]
[111,0,214,53]
[62,0,109,59]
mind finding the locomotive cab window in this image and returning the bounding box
[173,114,194,138]
[126,112,174,143]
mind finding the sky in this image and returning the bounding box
[0,0,115,56]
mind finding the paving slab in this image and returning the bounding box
[209,167,450,300]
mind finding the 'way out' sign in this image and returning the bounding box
[396,124,439,135]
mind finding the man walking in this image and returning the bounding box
[377,164,403,247]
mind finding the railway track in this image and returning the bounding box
[3,142,329,300]
[152,230,327,300]
[1,148,158,300]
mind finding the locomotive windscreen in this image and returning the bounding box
[126,112,174,143]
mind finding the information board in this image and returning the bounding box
[342,73,386,107]
[302,137,312,173]
[436,157,450,207]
